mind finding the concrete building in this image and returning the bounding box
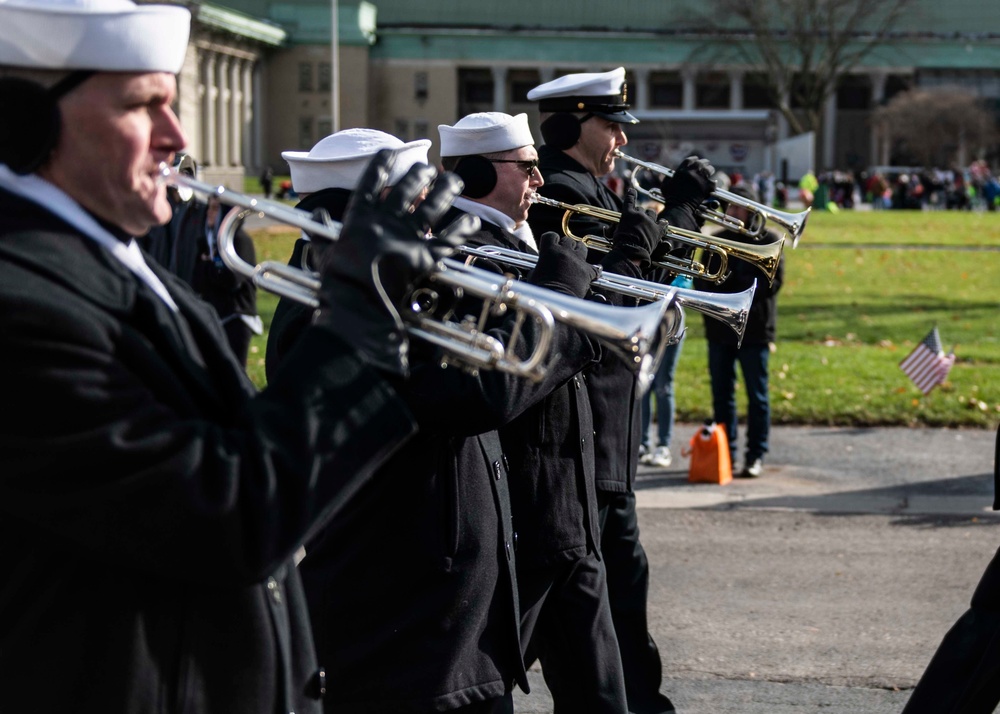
[175,3,285,188]
[178,0,1000,186]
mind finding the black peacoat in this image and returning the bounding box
[528,148,647,493]
[443,208,604,567]
[269,207,602,711]
[0,189,416,714]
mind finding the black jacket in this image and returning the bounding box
[269,204,601,710]
[529,147,649,493]
[695,228,784,347]
[266,188,351,383]
[190,205,258,322]
[442,207,604,567]
[0,189,415,714]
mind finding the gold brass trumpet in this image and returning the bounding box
[614,150,809,248]
[459,244,756,347]
[159,164,678,388]
[530,193,783,285]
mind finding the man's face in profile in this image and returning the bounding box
[40,71,187,236]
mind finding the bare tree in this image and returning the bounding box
[691,0,917,137]
[872,88,1000,167]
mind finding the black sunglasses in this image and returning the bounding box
[488,158,540,177]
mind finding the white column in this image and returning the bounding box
[870,72,888,167]
[823,91,837,169]
[203,53,217,167]
[539,67,555,84]
[242,60,254,171]
[216,55,230,168]
[681,68,696,111]
[230,58,242,167]
[252,65,263,170]
[728,69,744,110]
[491,66,508,112]
[633,67,650,111]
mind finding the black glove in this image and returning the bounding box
[527,232,600,298]
[660,156,716,211]
[611,188,661,269]
[314,149,468,376]
[650,234,679,266]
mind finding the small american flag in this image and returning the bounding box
[899,326,956,395]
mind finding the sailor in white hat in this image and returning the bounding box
[437,111,544,252]
[267,128,431,375]
[0,2,470,712]
[282,128,431,196]
[437,111,643,712]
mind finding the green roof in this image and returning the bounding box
[197,2,287,45]
[367,0,997,36]
[240,1,377,46]
[213,0,1000,68]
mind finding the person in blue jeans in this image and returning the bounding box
[639,275,692,468]
[694,183,784,478]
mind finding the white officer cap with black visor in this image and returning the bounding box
[526,66,638,125]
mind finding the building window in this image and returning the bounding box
[743,73,773,109]
[413,120,429,139]
[695,72,729,109]
[510,81,534,104]
[837,76,870,110]
[394,119,409,141]
[298,62,313,92]
[650,71,683,108]
[508,69,541,105]
[318,62,331,93]
[415,72,428,102]
[883,75,911,103]
[317,118,333,139]
[459,68,494,115]
[790,74,812,109]
[299,117,313,149]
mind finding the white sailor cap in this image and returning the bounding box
[0,0,190,74]
[526,67,638,124]
[438,112,534,157]
[282,129,431,193]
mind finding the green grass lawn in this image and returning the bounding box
[246,208,1000,429]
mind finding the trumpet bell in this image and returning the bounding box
[614,149,810,247]
[459,243,752,347]
[696,231,784,286]
[441,260,683,389]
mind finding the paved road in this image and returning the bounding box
[514,423,1000,713]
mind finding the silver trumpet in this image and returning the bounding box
[459,244,755,347]
[159,164,678,388]
[614,150,809,248]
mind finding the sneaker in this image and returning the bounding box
[639,444,652,465]
[739,457,763,478]
[649,446,672,468]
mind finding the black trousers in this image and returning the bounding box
[902,544,1000,714]
[598,490,676,714]
[222,318,253,367]
[449,693,513,714]
[519,553,627,714]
